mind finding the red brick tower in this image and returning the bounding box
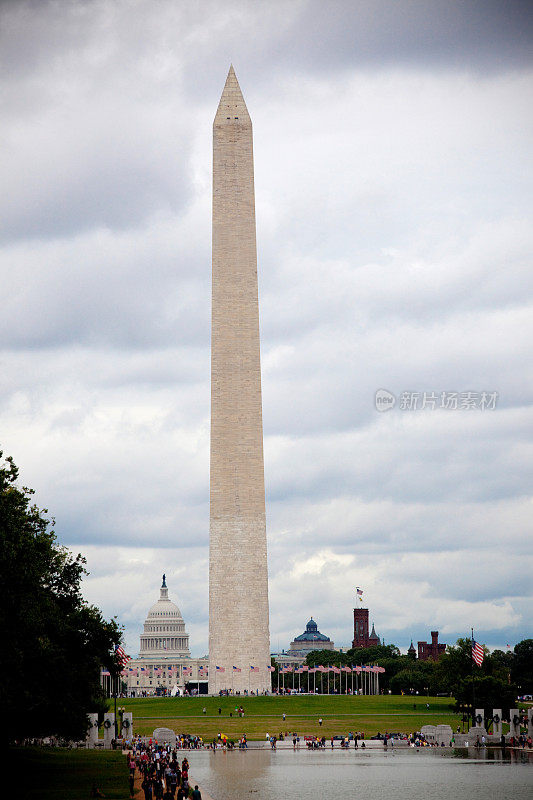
[352,607,370,648]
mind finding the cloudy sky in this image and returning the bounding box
[1,0,532,658]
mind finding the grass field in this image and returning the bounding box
[110,694,461,740]
[10,747,129,800]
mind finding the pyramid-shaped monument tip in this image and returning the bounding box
[215,65,250,123]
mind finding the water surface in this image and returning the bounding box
[188,746,532,800]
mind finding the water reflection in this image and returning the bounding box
[189,747,533,800]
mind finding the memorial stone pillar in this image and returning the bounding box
[86,713,99,748]
[492,709,502,738]
[509,709,520,738]
[103,713,115,749]
[528,708,533,738]
[475,708,485,729]
[122,712,133,741]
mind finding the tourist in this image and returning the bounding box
[319,717,323,726]
[141,776,153,800]
[192,786,202,800]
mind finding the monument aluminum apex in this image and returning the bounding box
[209,66,270,694]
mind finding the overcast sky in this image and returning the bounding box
[1,0,532,658]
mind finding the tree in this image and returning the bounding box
[511,639,533,694]
[389,659,438,695]
[345,644,401,662]
[453,675,517,728]
[0,451,122,742]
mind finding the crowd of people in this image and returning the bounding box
[128,739,202,800]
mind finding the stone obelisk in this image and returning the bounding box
[208,66,270,694]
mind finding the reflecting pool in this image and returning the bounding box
[188,746,533,800]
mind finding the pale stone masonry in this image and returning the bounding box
[209,67,270,694]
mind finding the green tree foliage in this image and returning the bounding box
[0,451,122,742]
[454,675,517,714]
[389,659,437,695]
[511,639,533,693]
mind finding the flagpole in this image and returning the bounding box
[471,628,476,728]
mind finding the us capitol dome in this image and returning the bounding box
[140,574,190,657]
[123,575,208,696]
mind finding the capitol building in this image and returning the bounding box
[124,576,208,696]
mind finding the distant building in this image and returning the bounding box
[407,640,417,659]
[352,607,380,649]
[122,576,208,696]
[288,618,335,655]
[417,631,446,661]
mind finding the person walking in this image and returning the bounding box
[192,786,202,800]
[141,776,153,800]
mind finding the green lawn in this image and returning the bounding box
[10,747,129,800]
[111,694,460,740]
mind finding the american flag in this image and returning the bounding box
[215,665,225,673]
[472,639,484,667]
[183,666,192,674]
[115,644,130,668]
[356,587,363,596]
[267,665,275,672]
[300,665,309,671]
[250,666,259,671]
[232,666,242,672]
[341,666,351,673]
[330,666,340,674]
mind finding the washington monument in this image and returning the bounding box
[208,67,271,694]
